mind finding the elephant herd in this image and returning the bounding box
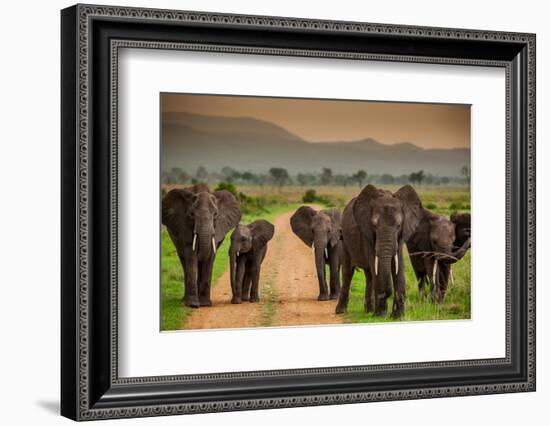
[162,183,471,319]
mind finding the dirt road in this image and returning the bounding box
[182,207,343,330]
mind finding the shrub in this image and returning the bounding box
[425,202,437,210]
[215,181,238,197]
[449,202,463,210]
[302,189,318,203]
[302,189,334,206]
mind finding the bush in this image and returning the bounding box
[302,189,334,206]
[302,189,318,203]
[215,181,238,197]
[425,202,437,210]
[449,202,463,210]
[237,191,270,215]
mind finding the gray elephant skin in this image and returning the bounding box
[407,210,471,302]
[229,220,275,304]
[162,184,241,308]
[335,185,423,318]
[290,206,342,301]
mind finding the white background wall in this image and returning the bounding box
[0,0,546,424]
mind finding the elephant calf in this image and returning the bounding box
[229,220,275,304]
[407,209,471,302]
[290,206,342,301]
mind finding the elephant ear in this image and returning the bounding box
[213,190,241,243]
[324,208,342,247]
[251,220,275,251]
[161,189,194,231]
[353,185,380,244]
[290,206,317,246]
[395,185,423,242]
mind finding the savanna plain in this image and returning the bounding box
[161,184,470,331]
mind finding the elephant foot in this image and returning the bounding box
[391,309,404,319]
[249,296,260,303]
[231,297,242,304]
[241,295,250,302]
[199,296,212,307]
[364,304,374,313]
[318,293,330,301]
[335,303,347,314]
[184,296,200,308]
[329,292,339,300]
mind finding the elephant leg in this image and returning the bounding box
[418,273,426,299]
[364,268,374,313]
[241,267,252,301]
[335,250,354,314]
[198,257,214,306]
[328,249,341,300]
[438,264,450,302]
[391,250,406,319]
[249,262,261,303]
[181,252,199,308]
[232,259,246,304]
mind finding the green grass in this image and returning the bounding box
[344,249,471,323]
[161,184,471,330]
[161,203,300,331]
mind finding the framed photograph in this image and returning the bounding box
[61,4,536,421]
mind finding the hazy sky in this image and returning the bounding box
[162,94,470,149]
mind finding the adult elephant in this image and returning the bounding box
[451,212,471,246]
[335,185,422,318]
[228,220,275,304]
[407,209,471,302]
[290,206,342,301]
[162,184,241,307]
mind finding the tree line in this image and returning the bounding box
[162,165,470,188]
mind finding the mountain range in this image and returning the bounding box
[162,112,470,177]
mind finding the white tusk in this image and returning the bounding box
[212,237,217,254]
[432,260,438,284]
[192,233,197,251]
[394,253,399,275]
[325,248,328,259]
[374,256,379,276]
[450,266,455,286]
[236,251,240,257]
[312,243,315,254]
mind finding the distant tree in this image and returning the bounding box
[409,170,425,186]
[241,171,256,184]
[334,174,351,187]
[296,173,308,186]
[441,176,450,185]
[320,167,333,185]
[296,173,317,186]
[269,167,290,191]
[380,174,395,185]
[195,166,208,182]
[352,170,367,187]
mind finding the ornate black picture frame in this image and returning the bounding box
[61,4,536,421]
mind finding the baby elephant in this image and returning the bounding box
[229,220,275,304]
[290,206,342,301]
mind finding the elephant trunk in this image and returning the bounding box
[439,237,471,265]
[313,237,327,289]
[195,228,214,261]
[374,233,397,298]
